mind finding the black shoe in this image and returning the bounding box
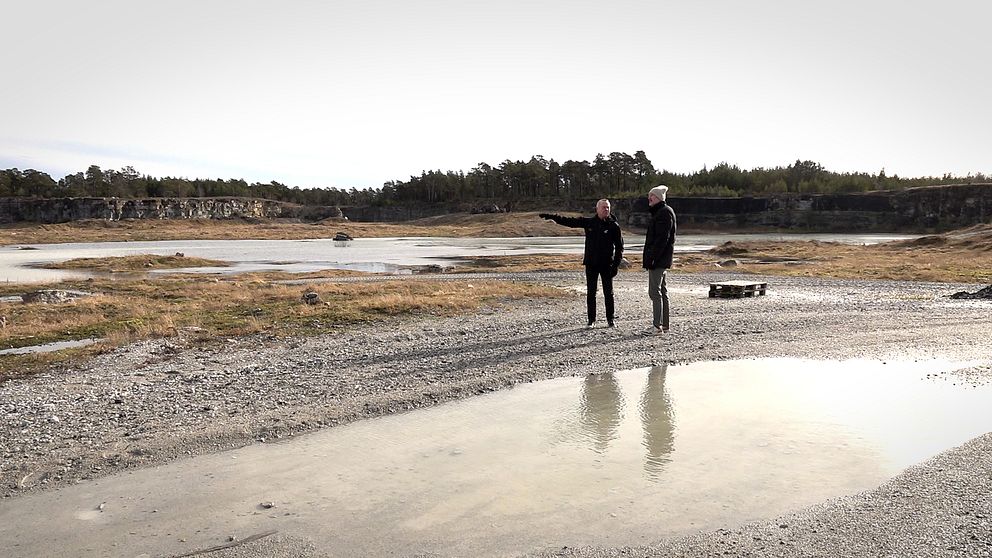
[586,320,595,328]
[607,320,615,328]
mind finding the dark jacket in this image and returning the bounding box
[543,213,624,270]
[642,202,676,270]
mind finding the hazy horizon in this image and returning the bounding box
[3,1,990,189]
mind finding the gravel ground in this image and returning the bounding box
[2,270,991,557]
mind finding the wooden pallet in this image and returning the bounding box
[709,280,768,298]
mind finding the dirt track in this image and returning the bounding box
[1,270,991,557]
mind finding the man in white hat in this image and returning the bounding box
[642,186,676,333]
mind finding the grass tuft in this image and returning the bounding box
[41,254,230,272]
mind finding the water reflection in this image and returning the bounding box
[577,367,676,479]
[640,365,676,478]
[579,373,625,453]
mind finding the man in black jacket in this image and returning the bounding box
[642,185,677,334]
[540,199,624,328]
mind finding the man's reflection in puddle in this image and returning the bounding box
[577,366,676,477]
[579,373,625,453]
[639,364,676,479]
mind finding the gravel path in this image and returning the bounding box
[2,270,991,557]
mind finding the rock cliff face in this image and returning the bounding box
[338,184,992,232]
[617,183,992,232]
[0,197,343,224]
[2,184,989,232]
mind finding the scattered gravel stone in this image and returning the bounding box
[1,271,990,558]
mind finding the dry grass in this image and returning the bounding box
[450,254,585,273]
[42,254,231,272]
[0,275,564,381]
[683,236,992,283]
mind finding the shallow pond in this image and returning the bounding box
[0,233,913,282]
[1,357,988,558]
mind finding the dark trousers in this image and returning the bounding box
[585,265,615,323]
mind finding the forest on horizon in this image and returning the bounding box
[2,151,988,208]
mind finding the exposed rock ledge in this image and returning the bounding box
[0,197,342,224]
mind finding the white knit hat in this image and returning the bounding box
[649,185,668,201]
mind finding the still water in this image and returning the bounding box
[1,358,987,558]
[0,338,99,356]
[0,233,913,283]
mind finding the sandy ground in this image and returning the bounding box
[2,270,991,557]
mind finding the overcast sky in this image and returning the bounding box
[2,0,989,189]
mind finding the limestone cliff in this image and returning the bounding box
[0,197,342,224]
[618,183,992,232]
[341,184,992,232]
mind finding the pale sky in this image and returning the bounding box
[2,0,989,189]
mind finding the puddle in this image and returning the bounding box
[147,260,411,275]
[1,358,990,558]
[0,338,100,356]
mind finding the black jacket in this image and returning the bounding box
[642,202,676,270]
[543,214,624,270]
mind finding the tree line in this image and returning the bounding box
[2,153,987,206]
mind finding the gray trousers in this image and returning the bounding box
[648,268,669,329]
